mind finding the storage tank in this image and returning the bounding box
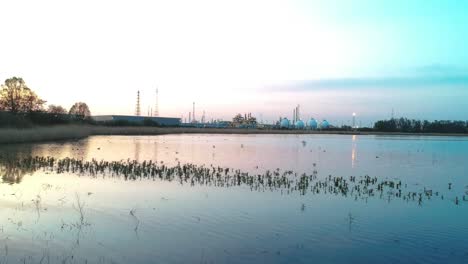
[307,118,318,129]
[280,118,290,128]
[295,120,305,129]
[320,120,330,129]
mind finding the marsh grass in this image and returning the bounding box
[0,126,91,144]
[3,155,466,206]
[0,126,318,145]
[73,193,86,226]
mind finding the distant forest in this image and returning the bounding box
[373,118,468,133]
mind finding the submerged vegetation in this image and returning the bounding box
[1,155,465,207]
[0,136,466,263]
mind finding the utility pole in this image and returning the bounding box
[135,90,141,116]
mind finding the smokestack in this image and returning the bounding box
[155,88,159,117]
[193,102,195,123]
[293,108,296,124]
[297,104,300,121]
[189,112,191,123]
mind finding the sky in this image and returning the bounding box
[1,0,467,126]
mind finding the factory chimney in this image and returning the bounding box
[293,108,296,124]
[154,88,159,117]
[296,104,300,121]
[193,102,196,123]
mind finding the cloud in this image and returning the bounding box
[265,69,468,92]
[413,64,468,76]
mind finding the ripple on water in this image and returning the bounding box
[1,134,468,263]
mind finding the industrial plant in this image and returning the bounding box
[93,89,181,126]
[94,90,333,129]
[278,105,330,130]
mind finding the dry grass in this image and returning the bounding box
[1,125,468,144]
[0,125,92,144]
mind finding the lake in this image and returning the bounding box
[0,134,467,264]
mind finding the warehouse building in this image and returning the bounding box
[92,115,181,126]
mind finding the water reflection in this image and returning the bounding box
[351,135,357,168]
[0,140,92,184]
[1,155,465,207]
[2,134,468,184]
[134,138,141,161]
[0,145,34,184]
[0,139,90,160]
[153,139,159,161]
[0,162,29,184]
[0,135,467,263]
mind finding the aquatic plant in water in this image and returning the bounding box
[0,155,465,207]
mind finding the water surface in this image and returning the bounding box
[0,134,467,263]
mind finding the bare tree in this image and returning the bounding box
[47,104,67,114]
[0,77,45,112]
[69,102,91,119]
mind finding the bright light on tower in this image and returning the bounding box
[352,112,356,129]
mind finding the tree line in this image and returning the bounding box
[374,117,468,133]
[0,77,91,127]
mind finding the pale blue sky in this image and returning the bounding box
[300,0,468,74]
[0,0,467,125]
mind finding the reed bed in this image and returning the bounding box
[2,125,468,145]
[2,155,465,206]
[0,126,92,144]
[0,126,328,144]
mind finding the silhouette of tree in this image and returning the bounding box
[47,104,67,114]
[0,77,46,113]
[69,102,91,119]
[374,118,468,133]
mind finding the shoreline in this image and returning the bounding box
[2,125,468,144]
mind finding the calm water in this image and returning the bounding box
[0,134,467,263]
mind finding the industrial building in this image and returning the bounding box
[92,115,181,126]
[92,89,180,126]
